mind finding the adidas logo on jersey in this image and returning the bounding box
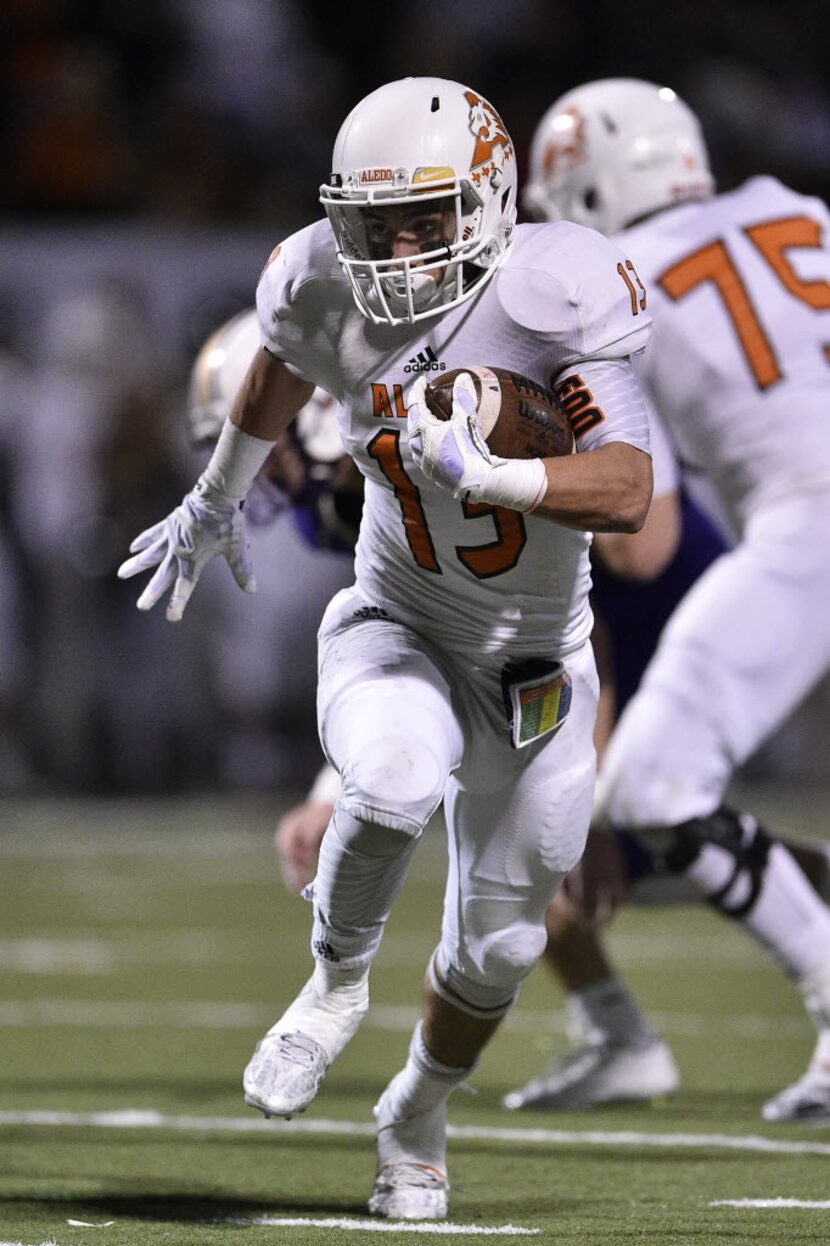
[352,606,391,622]
[404,346,446,373]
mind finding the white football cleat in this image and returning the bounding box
[502,1035,680,1111]
[762,1064,830,1123]
[244,1031,328,1119]
[243,972,368,1119]
[369,1073,450,1220]
[369,1163,450,1221]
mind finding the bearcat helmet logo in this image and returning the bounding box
[464,90,514,186]
[542,106,587,181]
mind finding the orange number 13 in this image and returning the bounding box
[367,429,527,579]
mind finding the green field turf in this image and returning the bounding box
[2,787,829,1246]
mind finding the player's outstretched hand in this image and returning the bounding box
[117,486,255,622]
[407,373,547,512]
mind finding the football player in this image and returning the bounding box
[119,77,656,1219]
[507,77,830,1124]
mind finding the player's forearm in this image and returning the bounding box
[198,350,315,503]
[593,489,682,579]
[230,347,315,441]
[533,441,653,532]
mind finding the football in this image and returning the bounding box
[424,366,574,460]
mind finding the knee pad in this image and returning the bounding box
[658,805,772,919]
[429,894,550,1021]
[340,732,448,835]
[428,947,517,1021]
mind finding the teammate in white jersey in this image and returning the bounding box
[510,77,830,1124]
[119,77,656,1219]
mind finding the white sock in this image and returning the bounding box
[274,962,369,1062]
[802,962,830,1035]
[376,1024,472,1173]
[688,840,830,985]
[810,1028,830,1074]
[390,1023,473,1113]
[311,958,369,994]
[568,974,656,1048]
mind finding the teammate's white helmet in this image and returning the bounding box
[187,307,342,459]
[186,307,353,538]
[320,76,517,326]
[524,78,714,234]
[187,308,261,445]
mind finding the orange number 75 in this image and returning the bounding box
[658,215,830,390]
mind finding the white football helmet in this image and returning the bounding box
[524,78,714,234]
[187,308,261,445]
[187,306,343,458]
[320,76,517,326]
[186,308,356,539]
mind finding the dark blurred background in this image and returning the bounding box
[1,0,828,798]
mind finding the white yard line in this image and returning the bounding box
[0,934,250,974]
[0,998,809,1040]
[230,1219,539,1235]
[0,932,434,974]
[711,1198,830,1209]
[0,1000,268,1027]
[2,1110,830,1158]
[369,1003,809,1041]
[0,816,269,858]
[0,919,760,967]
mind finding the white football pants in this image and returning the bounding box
[596,489,830,830]
[315,586,599,1004]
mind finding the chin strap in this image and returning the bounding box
[383,263,459,314]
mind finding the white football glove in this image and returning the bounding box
[407,372,547,512]
[117,482,255,622]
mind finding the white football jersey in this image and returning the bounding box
[617,176,830,533]
[256,219,652,659]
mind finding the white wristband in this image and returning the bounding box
[198,419,276,503]
[476,457,548,513]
